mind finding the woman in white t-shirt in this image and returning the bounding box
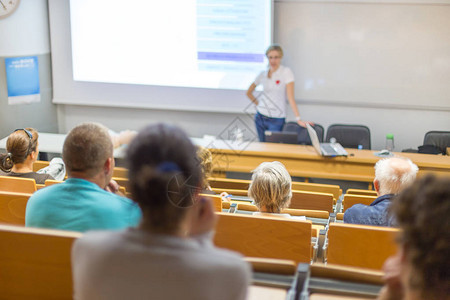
[246,44,313,142]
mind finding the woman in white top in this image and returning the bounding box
[246,44,313,142]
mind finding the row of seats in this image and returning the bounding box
[0,223,386,299]
[0,175,395,270]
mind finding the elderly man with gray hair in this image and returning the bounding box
[344,157,418,227]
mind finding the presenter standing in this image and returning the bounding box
[246,44,313,142]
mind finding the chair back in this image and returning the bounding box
[112,167,128,178]
[343,194,377,212]
[325,124,371,149]
[210,187,248,196]
[45,179,63,186]
[423,131,450,154]
[200,193,223,212]
[346,188,377,197]
[214,213,312,264]
[290,190,334,212]
[209,177,250,190]
[292,181,341,201]
[0,191,32,225]
[32,160,50,172]
[283,122,324,144]
[0,176,37,193]
[0,224,81,299]
[326,223,399,270]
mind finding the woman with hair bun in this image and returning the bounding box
[72,123,250,300]
[0,128,54,184]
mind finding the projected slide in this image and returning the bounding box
[70,0,271,90]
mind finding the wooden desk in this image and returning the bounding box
[0,133,127,159]
[247,285,287,300]
[206,141,450,182]
[3,134,449,182]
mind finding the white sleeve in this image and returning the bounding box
[284,67,294,84]
[253,71,265,86]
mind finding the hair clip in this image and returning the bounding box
[156,161,181,173]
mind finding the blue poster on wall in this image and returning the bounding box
[5,56,41,105]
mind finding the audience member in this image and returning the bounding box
[248,161,306,220]
[196,145,213,192]
[25,122,141,232]
[344,157,418,226]
[71,123,251,300]
[0,128,55,184]
[377,175,450,300]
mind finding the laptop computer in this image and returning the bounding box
[264,131,298,144]
[306,124,348,157]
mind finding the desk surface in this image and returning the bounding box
[0,133,127,159]
[2,133,449,182]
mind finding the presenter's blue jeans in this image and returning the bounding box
[255,112,285,142]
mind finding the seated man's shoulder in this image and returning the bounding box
[344,196,391,226]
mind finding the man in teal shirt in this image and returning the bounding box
[26,122,141,232]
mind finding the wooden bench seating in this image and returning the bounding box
[214,212,314,264]
[0,224,82,299]
[326,223,399,270]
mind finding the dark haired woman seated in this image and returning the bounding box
[0,128,54,184]
[72,123,251,300]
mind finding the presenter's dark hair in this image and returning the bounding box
[0,128,38,172]
[126,123,201,232]
[390,174,450,299]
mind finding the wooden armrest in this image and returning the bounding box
[310,263,384,285]
[245,257,297,276]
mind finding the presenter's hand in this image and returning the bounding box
[189,196,217,237]
[297,120,315,128]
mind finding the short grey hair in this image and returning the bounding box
[248,161,292,213]
[375,157,418,195]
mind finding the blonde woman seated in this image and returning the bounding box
[249,161,305,220]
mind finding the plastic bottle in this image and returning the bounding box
[385,134,394,152]
[235,127,244,143]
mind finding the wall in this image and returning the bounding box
[53,1,450,151]
[0,0,57,139]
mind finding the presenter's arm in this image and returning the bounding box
[286,82,314,128]
[246,83,258,105]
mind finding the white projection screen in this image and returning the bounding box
[50,0,273,112]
